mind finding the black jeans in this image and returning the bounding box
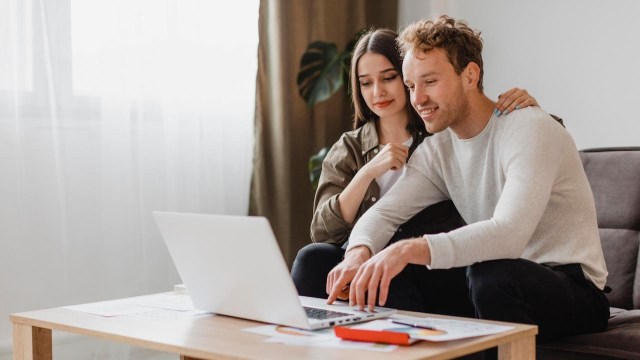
[467,258,610,340]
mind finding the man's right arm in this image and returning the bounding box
[325,146,448,303]
[346,159,448,256]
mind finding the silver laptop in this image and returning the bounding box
[153,211,396,330]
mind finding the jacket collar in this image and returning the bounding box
[360,120,380,156]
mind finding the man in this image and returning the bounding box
[326,15,609,340]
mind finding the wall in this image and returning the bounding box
[399,0,640,150]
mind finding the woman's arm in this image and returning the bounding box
[338,143,408,224]
[310,138,363,245]
[311,138,408,244]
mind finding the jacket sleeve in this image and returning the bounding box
[310,138,360,245]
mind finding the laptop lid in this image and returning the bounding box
[153,212,395,330]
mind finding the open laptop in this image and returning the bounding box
[153,211,396,330]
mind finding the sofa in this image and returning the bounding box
[538,147,640,359]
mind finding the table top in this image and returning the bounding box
[11,293,537,360]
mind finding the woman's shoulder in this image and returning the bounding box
[323,123,377,172]
[326,128,364,164]
[332,122,378,155]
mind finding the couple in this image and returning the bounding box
[292,15,609,341]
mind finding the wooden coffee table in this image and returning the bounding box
[11,293,537,360]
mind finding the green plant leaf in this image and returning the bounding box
[309,147,329,191]
[297,41,345,106]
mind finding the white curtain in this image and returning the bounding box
[0,0,258,356]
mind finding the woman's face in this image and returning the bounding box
[357,52,407,121]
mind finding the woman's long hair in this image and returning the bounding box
[349,28,428,152]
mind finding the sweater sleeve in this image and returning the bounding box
[426,116,570,269]
[346,146,448,254]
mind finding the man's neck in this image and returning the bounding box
[451,93,496,140]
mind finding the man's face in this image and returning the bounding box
[402,48,469,134]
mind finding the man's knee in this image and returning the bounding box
[466,260,524,305]
[467,259,530,289]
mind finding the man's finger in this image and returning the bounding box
[337,285,350,300]
[367,267,382,311]
[327,274,348,304]
[378,273,392,306]
[350,267,367,309]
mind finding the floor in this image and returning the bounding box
[0,334,176,360]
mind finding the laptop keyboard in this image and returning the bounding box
[303,306,352,320]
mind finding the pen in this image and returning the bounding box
[391,319,439,331]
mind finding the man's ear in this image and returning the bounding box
[462,62,480,90]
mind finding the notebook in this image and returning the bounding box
[153,211,396,330]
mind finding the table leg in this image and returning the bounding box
[13,324,52,360]
[498,336,535,360]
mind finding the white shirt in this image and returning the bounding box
[375,137,414,197]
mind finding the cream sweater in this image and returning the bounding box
[347,107,607,289]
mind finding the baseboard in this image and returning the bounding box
[0,333,173,360]
[0,339,11,359]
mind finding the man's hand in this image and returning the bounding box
[326,246,371,304]
[349,238,431,311]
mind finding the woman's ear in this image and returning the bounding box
[463,62,481,90]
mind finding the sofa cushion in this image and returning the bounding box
[599,229,640,309]
[580,148,640,309]
[580,149,640,231]
[538,308,640,360]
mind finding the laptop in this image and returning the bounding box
[153,211,396,330]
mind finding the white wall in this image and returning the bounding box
[399,0,640,150]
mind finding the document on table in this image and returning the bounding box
[64,293,212,318]
[349,314,514,342]
[243,324,397,352]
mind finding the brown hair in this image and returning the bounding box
[397,15,484,91]
[350,28,426,148]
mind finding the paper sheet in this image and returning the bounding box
[64,293,211,318]
[348,314,514,342]
[243,324,397,352]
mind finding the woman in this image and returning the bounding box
[292,28,545,311]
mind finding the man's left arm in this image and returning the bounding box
[345,149,448,309]
[424,117,570,269]
[345,148,449,257]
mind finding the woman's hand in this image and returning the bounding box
[335,143,408,225]
[495,87,539,116]
[362,143,409,179]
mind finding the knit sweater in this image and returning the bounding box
[347,107,608,289]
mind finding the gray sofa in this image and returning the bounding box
[538,147,640,359]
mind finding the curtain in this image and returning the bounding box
[251,0,397,265]
[0,0,258,356]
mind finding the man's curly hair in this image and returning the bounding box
[398,15,484,91]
